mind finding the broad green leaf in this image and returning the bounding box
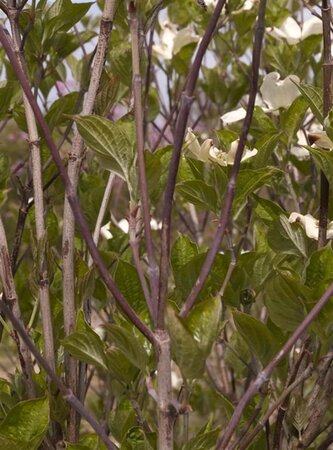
[109,399,136,443]
[280,215,307,257]
[0,81,20,119]
[0,397,49,450]
[281,96,308,140]
[171,235,199,273]
[45,0,93,37]
[45,92,79,131]
[109,41,132,86]
[304,145,333,186]
[114,260,147,315]
[294,81,323,124]
[251,106,277,132]
[263,271,307,332]
[105,348,139,384]
[177,180,218,213]
[166,304,204,379]
[305,245,333,288]
[74,115,137,199]
[62,312,108,370]
[121,426,155,450]
[253,132,282,169]
[233,311,279,365]
[105,324,148,372]
[185,297,221,356]
[183,427,220,450]
[94,72,122,117]
[234,167,282,210]
[66,433,108,450]
[253,194,285,223]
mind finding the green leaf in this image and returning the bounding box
[183,427,220,450]
[166,304,204,379]
[171,235,199,273]
[45,0,93,37]
[62,311,108,370]
[105,324,148,372]
[304,145,333,186]
[234,167,282,210]
[114,260,147,315]
[263,271,307,332]
[185,297,221,356]
[233,311,279,365]
[279,215,307,258]
[177,180,218,213]
[293,81,323,124]
[305,245,333,288]
[109,399,136,443]
[94,72,122,117]
[0,397,49,450]
[281,96,309,140]
[253,194,285,223]
[105,348,139,385]
[74,115,137,199]
[45,92,79,131]
[253,132,282,169]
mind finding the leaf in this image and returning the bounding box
[263,271,307,332]
[253,194,285,223]
[94,72,122,117]
[105,324,148,372]
[74,115,137,199]
[281,96,309,140]
[293,81,323,124]
[233,311,279,365]
[279,215,307,258]
[183,427,220,450]
[114,260,147,315]
[166,304,204,379]
[177,180,218,213]
[109,399,136,443]
[44,0,93,37]
[45,92,79,131]
[105,348,139,385]
[185,297,221,356]
[253,133,282,169]
[0,397,49,450]
[62,311,108,370]
[234,167,282,210]
[304,145,333,186]
[171,235,199,273]
[305,245,333,288]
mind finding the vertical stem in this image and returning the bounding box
[318,0,332,247]
[61,0,116,441]
[8,8,55,372]
[129,1,159,324]
[155,330,175,450]
[0,217,35,397]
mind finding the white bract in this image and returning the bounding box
[153,21,199,60]
[267,16,322,45]
[185,128,257,166]
[221,72,300,125]
[288,212,333,240]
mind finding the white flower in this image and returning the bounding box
[290,130,310,160]
[153,21,199,60]
[308,131,333,150]
[267,16,322,45]
[221,72,300,125]
[224,140,258,164]
[288,212,333,240]
[260,72,300,109]
[100,223,113,240]
[185,128,212,162]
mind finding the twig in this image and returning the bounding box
[179,0,267,319]
[215,279,333,449]
[158,0,227,328]
[0,217,35,397]
[0,299,117,450]
[318,0,331,247]
[0,24,156,344]
[237,364,313,450]
[129,1,159,324]
[8,5,55,372]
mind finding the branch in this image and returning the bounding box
[179,0,267,319]
[0,25,156,345]
[318,0,331,247]
[0,299,117,450]
[129,1,159,324]
[216,280,333,449]
[0,216,35,397]
[157,0,227,328]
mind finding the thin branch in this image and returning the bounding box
[179,0,267,319]
[0,299,117,450]
[129,1,159,325]
[157,0,227,328]
[216,280,333,449]
[8,6,55,372]
[318,0,331,247]
[0,25,156,345]
[0,217,35,397]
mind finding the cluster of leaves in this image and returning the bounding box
[1,0,333,449]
